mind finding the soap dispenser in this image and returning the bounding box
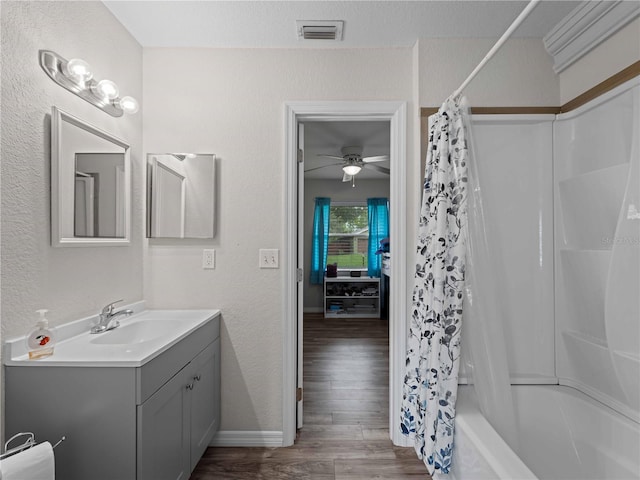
[26,309,56,359]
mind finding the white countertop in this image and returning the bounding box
[3,305,221,367]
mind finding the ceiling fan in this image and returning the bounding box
[305,146,390,185]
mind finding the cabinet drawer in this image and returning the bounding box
[136,315,220,404]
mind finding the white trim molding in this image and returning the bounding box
[283,101,408,447]
[544,0,640,73]
[210,430,284,447]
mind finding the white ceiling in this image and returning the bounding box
[104,0,580,49]
[103,0,582,183]
[303,121,390,180]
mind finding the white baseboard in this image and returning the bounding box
[210,430,284,447]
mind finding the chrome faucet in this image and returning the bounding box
[90,300,133,334]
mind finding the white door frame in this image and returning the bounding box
[283,101,408,447]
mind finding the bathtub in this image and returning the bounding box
[438,385,640,480]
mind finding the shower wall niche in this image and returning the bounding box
[554,78,640,421]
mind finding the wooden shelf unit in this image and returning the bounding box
[324,276,381,318]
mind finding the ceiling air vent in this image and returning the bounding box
[296,20,344,41]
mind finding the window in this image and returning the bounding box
[328,204,368,269]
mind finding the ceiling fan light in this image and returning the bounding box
[343,165,361,176]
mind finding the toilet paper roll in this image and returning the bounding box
[0,442,55,480]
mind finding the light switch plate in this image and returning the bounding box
[203,249,215,269]
[259,249,279,268]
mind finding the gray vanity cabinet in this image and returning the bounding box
[137,364,191,480]
[189,337,221,468]
[137,338,221,479]
[5,314,221,480]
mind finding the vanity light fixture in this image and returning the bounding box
[118,96,139,114]
[64,58,93,85]
[39,50,139,117]
[91,79,119,101]
[343,164,362,176]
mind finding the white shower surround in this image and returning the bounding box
[445,78,640,479]
[555,78,640,421]
[462,114,555,383]
[445,385,639,480]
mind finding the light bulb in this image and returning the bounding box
[118,96,139,114]
[343,165,361,176]
[92,79,119,101]
[64,58,93,84]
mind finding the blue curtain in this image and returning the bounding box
[367,198,389,278]
[310,197,331,284]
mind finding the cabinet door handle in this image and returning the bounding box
[193,374,201,382]
[186,383,194,391]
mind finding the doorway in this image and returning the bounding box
[302,120,391,316]
[283,101,408,447]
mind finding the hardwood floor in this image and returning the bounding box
[191,313,429,479]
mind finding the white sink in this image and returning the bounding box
[90,319,181,345]
[3,306,221,367]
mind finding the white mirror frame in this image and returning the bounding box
[51,107,131,247]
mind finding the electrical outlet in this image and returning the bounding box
[259,248,279,269]
[202,249,215,269]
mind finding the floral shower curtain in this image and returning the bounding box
[400,96,469,476]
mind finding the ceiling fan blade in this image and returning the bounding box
[362,155,389,163]
[304,162,343,173]
[342,172,353,182]
[364,164,390,175]
[317,154,345,160]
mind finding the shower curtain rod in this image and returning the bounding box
[451,0,542,99]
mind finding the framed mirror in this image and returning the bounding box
[146,154,216,239]
[51,107,131,246]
